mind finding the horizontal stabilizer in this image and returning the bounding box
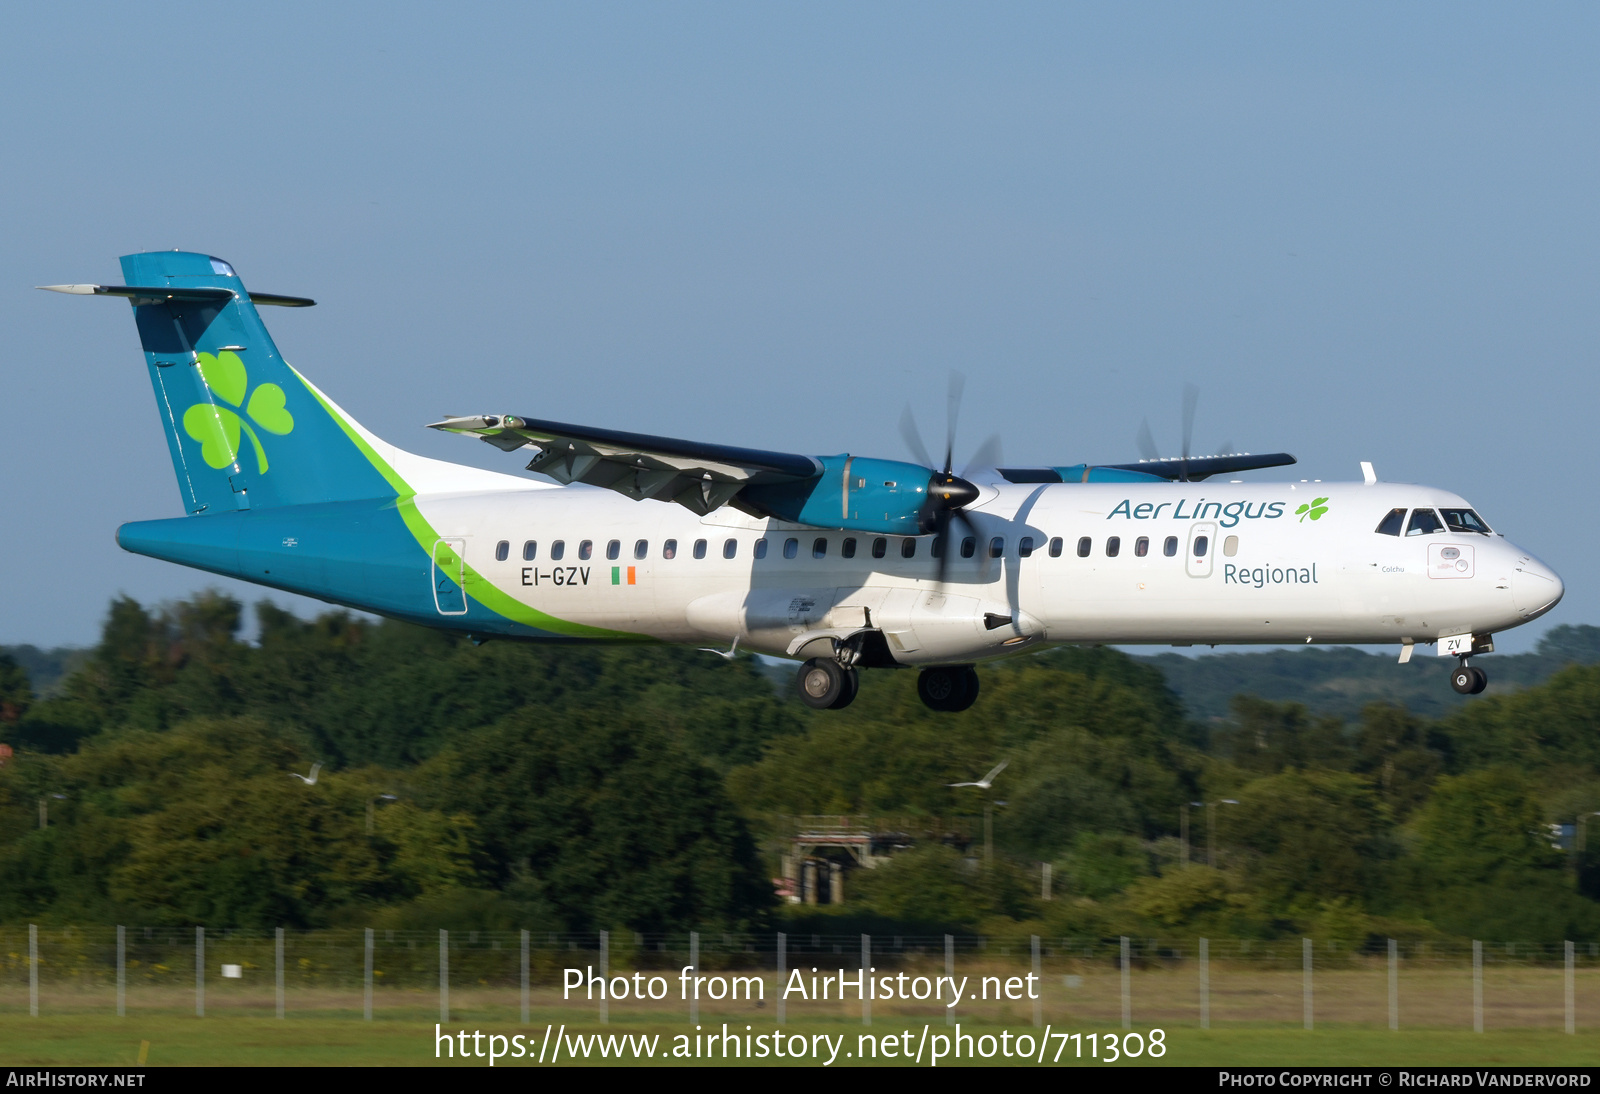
[38,284,315,307]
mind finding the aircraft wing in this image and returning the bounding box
[428,414,822,515]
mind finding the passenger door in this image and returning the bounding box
[432,538,468,615]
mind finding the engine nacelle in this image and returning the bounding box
[740,455,935,535]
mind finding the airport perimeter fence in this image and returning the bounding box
[3,927,1598,1032]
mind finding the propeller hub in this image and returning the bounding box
[928,472,979,514]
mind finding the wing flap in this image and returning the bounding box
[428,414,822,513]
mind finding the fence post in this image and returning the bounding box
[439,929,449,1023]
[861,933,872,1026]
[599,930,610,1025]
[195,926,205,1018]
[1199,938,1209,1030]
[1301,937,1312,1031]
[1473,940,1483,1033]
[1567,940,1576,1035]
[28,924,38,1017]
[1120,936,1131,1030]
[275,928,285,1019]
[117,925,126,1018]
[363,928,374,1021]
[689,931,699,1025]
[1031,935,1043,1028]
[1388,939,1399,1031]
[777,933,787,1025]
[520,929,530,1026]
[945,934,956,1026]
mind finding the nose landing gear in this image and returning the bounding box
[1451,659,1488,695]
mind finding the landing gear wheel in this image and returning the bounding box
[1451,664,1479,694]
[829,667,860,710]
[917,665,981,713]
[797,658,847,710]
[1469,667,1488,694]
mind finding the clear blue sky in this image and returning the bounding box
[2,3,1595,650]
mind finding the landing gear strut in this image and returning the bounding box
[917,665,980,712]
[1451,659,1488,695]
[797,658,860,710]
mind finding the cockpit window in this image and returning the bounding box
[1406,508,1444,536]
[1440,508,1492,535]
[1375,508,1406,536]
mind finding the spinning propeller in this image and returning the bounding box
[900,373,1003,584]
[1136,383,1234,483]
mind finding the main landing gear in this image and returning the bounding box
[797,658,860,710]
[917,665,980,713]
[1451,659,1488,695]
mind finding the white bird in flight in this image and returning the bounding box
[289,763,322,786]
[948,760,1008,789]
[697,636,740,661]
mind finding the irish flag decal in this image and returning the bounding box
[611,566,636,586]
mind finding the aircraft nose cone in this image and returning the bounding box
[1512,556,1564,619]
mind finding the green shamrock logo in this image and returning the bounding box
[1295,496,1330,522]
[181,351,294,473]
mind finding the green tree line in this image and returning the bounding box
[2,593,1599,943]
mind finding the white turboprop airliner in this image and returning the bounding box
[46,252,1565,712]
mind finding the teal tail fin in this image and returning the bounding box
[50,252,399,513]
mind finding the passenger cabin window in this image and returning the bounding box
[495,540,509,561]
[1193,535,1209,557]
[871,537,887,559]
[1375,508,1406,536]
[783,538,799,559]
[841,538,857,558]
[1441,508,1492,535]
[1048,537,1063,558]
[693,539,707,559]
[901,538,917,558]
[662,539,677,560]
[1406,509,1444,536]
[634,539,648,560]
[578,540,593,560]
[606,540,621,560]
[931,538,945,559]
[1018,536,1035,558]
[522,540,537,561]
[813,537,828,559]
[1134,536,1149,557]
[723,538,737,559]
[1076,537,1091,558]
[1163,536,1178,557]
[1223,535,1238,557]
[550,540,566,561]
[754,538,768,559]
[989,537,1005,558]
[1105,536,1120,558]
[961,536,976,558]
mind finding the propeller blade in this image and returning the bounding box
[961,433,1004,479]
[934,509,953,586]
[1136,418,1160,461]
[900,404,934,469]
[1181,383,1199,460]
[944,371,965,474]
